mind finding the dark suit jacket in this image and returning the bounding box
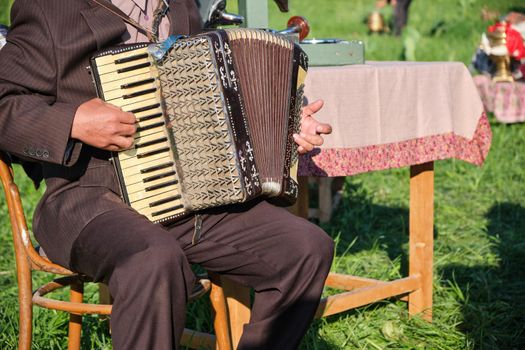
[0,0,202,268]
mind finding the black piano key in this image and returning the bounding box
[149,194,182,207]
[123,87,157,99]
[117,62,151,74]
[137,112,163,122]
[135,137,167,149]
[121,78,155,89]
[140,162,174,174]
[136,121,164,133]
[136,146,170,159]
[115,53,149,64]
[152,204,184,217]
[130,103,160,114]
[145,179,178,192]
[143,171,176,183]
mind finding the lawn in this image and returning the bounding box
[1,0,525,349]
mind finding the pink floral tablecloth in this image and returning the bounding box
[299,113,491,177]
[298,62,492,177]
[473,75,525,124]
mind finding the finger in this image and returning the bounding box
[297,145,306,154]
[315,122,332,135]
[109,122,135,138]
[118,111,137,124]
[299,132,324,146]
[113,136,135,150]
[302,99,324,116]
[293,134,314,152]
[116,123,137,137]
[105,144,121,152]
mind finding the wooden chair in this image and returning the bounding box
[0,151,234,350]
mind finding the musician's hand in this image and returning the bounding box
[293,99,332,154]
[71,98,136,151]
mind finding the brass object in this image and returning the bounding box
[487,27,513,83]
[277,16,310,41]
[368,11,385,33]
[284,16,310,41]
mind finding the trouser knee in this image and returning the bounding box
[303,227,334,275]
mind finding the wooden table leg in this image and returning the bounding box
[318,177,334,223]
[220,276,251,349]
[98,283,112,305]
[98,283,112,325]
[408,162,434,321]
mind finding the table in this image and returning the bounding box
[220,62,492,348]
[474,74,525,123]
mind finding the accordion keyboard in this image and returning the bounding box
[92,46,185,223]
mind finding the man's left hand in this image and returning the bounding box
[293,99,332,154]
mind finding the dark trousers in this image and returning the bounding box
[69,199,334,349]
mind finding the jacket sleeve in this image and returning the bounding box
[0,0,82,166]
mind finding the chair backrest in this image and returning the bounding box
[0,152,71,275]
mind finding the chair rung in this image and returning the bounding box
[33,276,112,315]
[33,275,212,315]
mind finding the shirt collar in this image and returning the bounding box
[132,0,147,12]
[111,0,147,13]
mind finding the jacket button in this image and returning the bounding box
[36,149,43,157]
[28,147,35,156]
[42,150,50,159]
[23,147,29,155]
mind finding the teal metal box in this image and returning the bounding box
[300,40,365,66]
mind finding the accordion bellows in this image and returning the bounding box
[90,28,308,224]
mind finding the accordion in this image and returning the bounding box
[90,28,308,224]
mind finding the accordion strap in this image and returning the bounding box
[90,0,168,42]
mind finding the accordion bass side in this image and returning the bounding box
[89,28,308,224]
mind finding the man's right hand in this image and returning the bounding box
[71,98,136,151]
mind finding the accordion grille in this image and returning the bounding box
[158,37,245,210]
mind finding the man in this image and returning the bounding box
[391,0,412,36]
[0,0,334,349]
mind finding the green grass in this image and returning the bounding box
[0,0,11,26]
[2,0,525,349]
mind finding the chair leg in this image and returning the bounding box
[208,273,233,350]
[18,270,33,350]
[67,280,84,350]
